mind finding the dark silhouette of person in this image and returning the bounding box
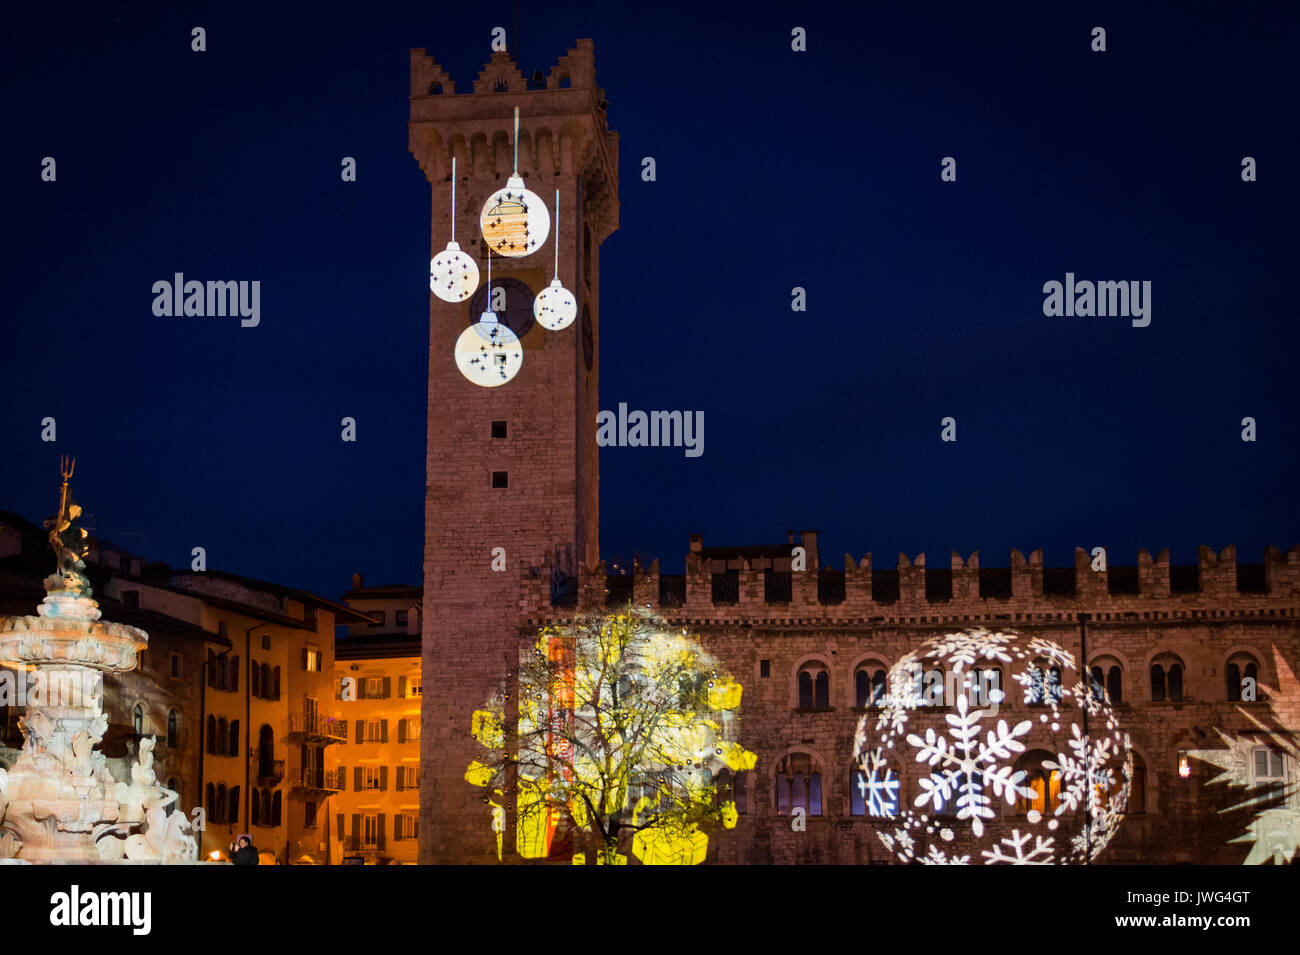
[230,835,259,865]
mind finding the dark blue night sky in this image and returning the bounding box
[2,1,1297,598]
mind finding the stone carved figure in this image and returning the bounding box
[0,462,198,863]
[42,456,93,599]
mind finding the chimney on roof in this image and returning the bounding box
[352,571,364,590]
[689,534,703,554]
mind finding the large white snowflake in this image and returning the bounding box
[907,693,1032,837]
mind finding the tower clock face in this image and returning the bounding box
[581,305,593,371]
[468,276,535,341]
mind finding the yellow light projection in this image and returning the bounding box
[466,610,755,865]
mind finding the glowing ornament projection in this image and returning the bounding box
[533,189,577,330]
[1186,647,1300,864]
[853,628,1132,865]
[430,158,480,303]
[479,107,550,257]
[465,611,756,865]
[453,254,522,387]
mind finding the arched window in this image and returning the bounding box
[262,663,273,699]
[229,719,240,757]
[262,789,273,824]
[229,656,239,693]
[258,724,275,777]
[797,664,829,710]
[215,784,227,823]
[205,783,216,820]
[1150,663,1166,701]
[228,786,240,825]
[1226,653,1262,701]
[1090,660,1124,704]
[272,666,281,700]
[133,704,144,736]
[167,710,178,748]
[775,753,822,816]
[272,790,282,826]
[206,714,217,754]
[913,665,944,707]
[207,650,217,688]
[851,755,900,818]
[855,667,889,708]
[251,790,261,827]
[1167,663,1183,701]
[935,771,984,816]
[970,667,1002,706]
[250,662,261,698]
[217,718,228,756]
[1026,664,1062,705]
[1016,751,1062,815]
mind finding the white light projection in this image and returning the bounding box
[853,628,1132,865]
[533,189,577,331]
[1187,647,1300,865]
[430,157,480,303]
[453,253,522,387]
[480,107,550,258]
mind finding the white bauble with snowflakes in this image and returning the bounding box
[430,241,480,303]
[853,628,1132,865]
[454,312,523,387]
[533,278,577,330]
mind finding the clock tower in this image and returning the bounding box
[408,40,619,863]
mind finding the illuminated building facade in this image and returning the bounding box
[333,578,423,864]
[412,44,1299,865]
[0,509,368,864]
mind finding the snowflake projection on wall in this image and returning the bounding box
[853,628,1132,865]
[1186,647,1300,865]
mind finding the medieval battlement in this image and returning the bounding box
[408,41,619,242]
[521,539,1300,624]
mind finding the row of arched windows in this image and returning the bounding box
[798,650,1267,709]
[132,705,181,748]
[206,716,240,757]
[250,788,283,827]
[204,783,241,824]
[774,750,1149,817]
[250,662,282,700]
[207,652,240,692]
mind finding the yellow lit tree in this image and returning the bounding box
[467,610,756,864]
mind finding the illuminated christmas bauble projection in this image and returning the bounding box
[430,157,479,303]
[481,174,549,257]
[533,188,577,330]
[479,108,549,257]
[431,241,479,303]
[852,628,1132,865]
[534,279,577,331]
[454,312,522,387]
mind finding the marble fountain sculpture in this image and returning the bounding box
[0,459,198,862]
